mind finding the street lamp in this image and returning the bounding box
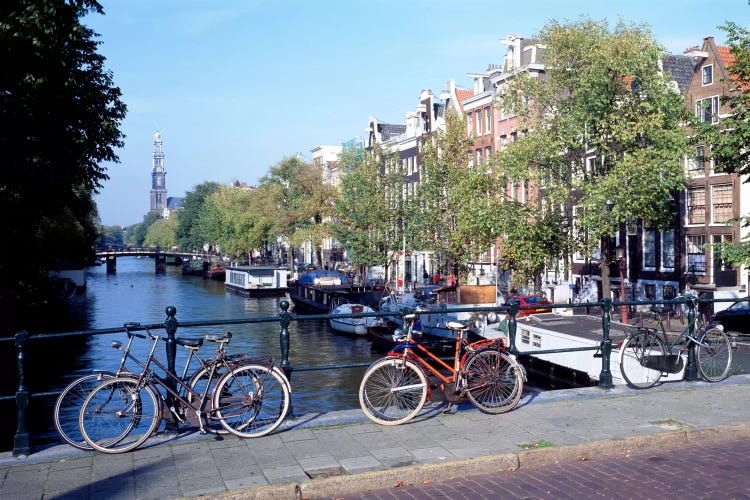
[616,244,628,324]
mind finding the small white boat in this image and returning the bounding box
[329,302,384,336]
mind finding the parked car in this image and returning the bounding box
[713,300,750,334]
[514,295,553,316]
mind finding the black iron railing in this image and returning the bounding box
[1,295,747,458]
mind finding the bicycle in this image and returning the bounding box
[359,307,525,425]
[78,328,291,453]
[54,322,245,449]
[619,299,733,389]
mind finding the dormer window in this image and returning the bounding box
[702,64,713,85]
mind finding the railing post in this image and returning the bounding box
[598,298,614,389]
[13,330,31,457]
[683,297,699,381]
[507,299,519,355]
[279,300,292,378]
[163,306,180,431]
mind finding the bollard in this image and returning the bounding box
[683,297,699,381]
[507,299,519,355]
[598,298,614,389]
[279,300,292,378]
[163,306,180,431]
[13,331,31,457]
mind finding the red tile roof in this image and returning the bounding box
[455,89,473,112]
[717,45,734,68]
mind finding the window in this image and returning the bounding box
[662,230,675,269]
[687,146,706,176]
[484,107,491,134]
[485,147,492,164]
[663,285,676,299]
[696,96,719,123]
[645,284,656,300]
[687,235,706,274]
[476,149,482,166]
[711,184,733,223]
[644,229,657,268]
[475,111,482,135]
[467,113,473,135]
[713,234,733,271]
[702,64,713,85]
[687,187,706,224]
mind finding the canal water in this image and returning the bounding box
[0,257,381,451]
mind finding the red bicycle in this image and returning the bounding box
[359,307,525,425]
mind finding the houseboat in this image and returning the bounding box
[288,269,383,313]
[225,266,288,297]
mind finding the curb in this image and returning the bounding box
[210,421,750,500]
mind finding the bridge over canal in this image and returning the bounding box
[95,248,206,274]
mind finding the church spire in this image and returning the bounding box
[150,131,167,213]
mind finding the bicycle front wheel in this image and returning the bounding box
[214,364,290,438]
[464,350,523,414]
[696,328,732,382]
[359,357,427,426]
[54,372,117,450]
[79,377,162,454]
[620,330,666,389]
[187,366,229,435]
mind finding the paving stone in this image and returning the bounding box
[339,455,382,474]
[296,454,340,475]
[261,463,309,484]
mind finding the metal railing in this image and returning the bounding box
[1,295,747,458]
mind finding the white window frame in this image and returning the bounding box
[661,230,675,271]
[702,64,713,85]
[696,96,719,124]
[484,107,491,135]
[642,229,657,271]
[711,184,733,224]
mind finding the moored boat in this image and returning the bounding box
[288,269,383,313]
[225,266,288,297]
[329,301,385,336]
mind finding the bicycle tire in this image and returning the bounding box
[358,357,427,426]
[619,330,667,389]
[79,377,162,454]
[214,364,290,438]
[54,372,117,450]
[464,349,523,414]
[187,365,230,435]
[696,327,732,382]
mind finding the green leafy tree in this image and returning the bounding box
[124,211,161,246]
[257,157,337,267]
[98,224,124,248]
[496,17,691,294]
[175,181,220,251]
[144,218,178,248]
[0,0,126,326]
[698,21,750,266]
[416,109,501,281]
[199,185,260,259]
[333,144,405,276]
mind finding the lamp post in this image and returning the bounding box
[601,200,614,302]
[616,244,628,324]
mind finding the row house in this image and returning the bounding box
[681,37,750,302]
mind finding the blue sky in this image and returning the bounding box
[84,0,748,226]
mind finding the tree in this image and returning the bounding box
[333,144,405,275]
[257,157,337,267]
[97,224,124,248]
[175,181,220,251]
[496,18,691,294]
[0,0,126,326]
[125,211,161,246]
[698,21,750,266]
[144,218,178,248]
[416,109,503,280]
[199,185,260,260]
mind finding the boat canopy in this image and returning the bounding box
[297,269,349,285]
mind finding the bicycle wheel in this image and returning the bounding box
[696,327,732,382]
[464,349,523,414]
[214,364,290,438]
[187,366,229,435]
[619,330,666,389]
[358,357,427,426]
[54,372,116,450]
[79,377,162,454]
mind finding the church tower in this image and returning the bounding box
[150,131,167,213]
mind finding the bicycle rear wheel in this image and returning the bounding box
[54,372,116,450]
[464,349,523,414]
[696,328,732,382]
[79,377,162,454]
[214,364,290,438]
[359,357,427,426]
[187,366,230,435]
[619,330,666,389]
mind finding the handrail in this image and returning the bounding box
[2,295,747,457]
